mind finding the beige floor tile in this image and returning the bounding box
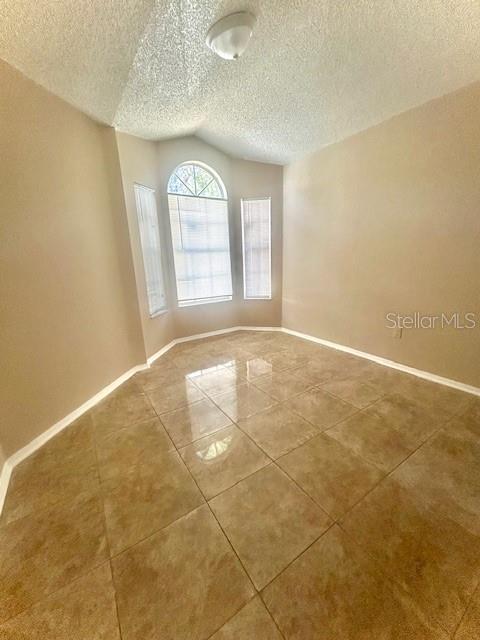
[238,404,319,459]
[171,350,227,373]
[392,427,480,536]
[0,494,107,623]
[262,525,447,640]
[146,379,205,415]
[232,350,310,377]
[226,357,278,380]
[396,376,473,416]
[210,465,331,589]
[278,433,384,519]
[0,415,98,525]
[368,392,447,447]
[180,426,270,499]
[327,408,414,472]
[92,384,156,439]
[320,376,384,408]
[240,342,288,358]
[290,353,364,385]
[455,586,480,639]
[281,339,325,357]
[341,478,480,633]
[253,370,314,402]
[268,349,313,370]
[0,563,120,639]
[214,346,256,364]
[447,402,480,441]
[102,451,203,556]
[212,384,277,422]
[285,387,357,431]
[210,597,282,640]
[112,505,254,640]
[356,362,414,395]
[188,366,246,396]
[249,350,311,373]
[160,398,232,447]
[289,359,337,385]
[96,416,174,484]
[135,361,189,392]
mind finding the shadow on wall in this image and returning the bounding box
[282,81,480,389]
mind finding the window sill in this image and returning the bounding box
[178,296,233,308]
[149,308,168,319]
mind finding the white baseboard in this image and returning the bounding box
[2,323,478,516]
[281,327,480,398]
[0,464,12,520]
[0,325,280,515]
[146,340,176,366]
[0,362,148,515]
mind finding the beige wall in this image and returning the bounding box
[283,82,480,388]
[0,61,144,457]
[117,133,283,358]
[115,133,176,356]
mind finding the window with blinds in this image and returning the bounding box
[168,191,233,307]
[134,184,167,316]
[241,197,272,299]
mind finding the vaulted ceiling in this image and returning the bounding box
[1,0,480,163]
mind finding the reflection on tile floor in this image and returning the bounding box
[0,330,479,638]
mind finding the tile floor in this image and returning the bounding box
[0,330,479,639]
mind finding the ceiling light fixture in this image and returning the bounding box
[206,12,256,60]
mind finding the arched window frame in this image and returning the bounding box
[167,161,227,200]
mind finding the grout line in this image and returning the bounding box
[257,590,288,640]
[329,402,477,636]
[334,520,453,636]
[91,433,125,640]
[168,430,260,601]
[133,374,264,607]
[257,521,336,594]
[0,439,112,624]
[452,581,479,638]
[2,331,477,635]
[203,594,259,640]
[0,559,113,627]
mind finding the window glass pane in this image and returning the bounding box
[193,165,214,194]
[168,162,225,198]
[167,173,192,196]
[199,179,223,199]
[175,164,196,194]
[168,194,233,306]
[241,198,272,299]
[134,184,167,316]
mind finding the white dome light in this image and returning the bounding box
[206,12,256,60]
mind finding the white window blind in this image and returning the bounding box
[241,198,272,299]
[168,194,233,306]
[134,184,167,316]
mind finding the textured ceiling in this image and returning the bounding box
[1,0,480,163]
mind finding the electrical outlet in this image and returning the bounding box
[392,327,402,339]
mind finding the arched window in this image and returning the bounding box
[167,162,232,306]
[168,162,226,200]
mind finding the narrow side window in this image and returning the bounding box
[241,197,272,299]
[134,184,167,316]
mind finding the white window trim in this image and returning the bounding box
[241,196,272,300]
[134,183,168,317]
[178,295,233,308]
